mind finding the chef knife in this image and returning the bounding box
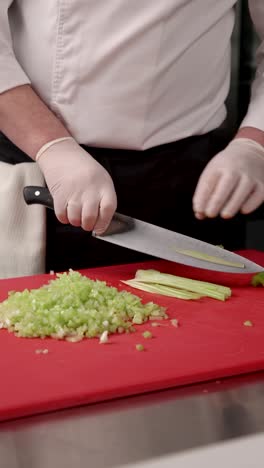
[23,186,263,274]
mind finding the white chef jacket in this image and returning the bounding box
[0,1,263,150]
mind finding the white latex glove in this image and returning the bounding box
[193,138,264,219]
[37,137,117,234]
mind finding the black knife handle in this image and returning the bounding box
[23,186,135,235]
[23,186,54,210]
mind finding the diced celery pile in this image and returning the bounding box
[0,270,166,341]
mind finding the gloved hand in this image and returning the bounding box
[37,137,117,234]
[193,138,264,219]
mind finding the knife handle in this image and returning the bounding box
[23,186,54,210]
[23,186,134,236]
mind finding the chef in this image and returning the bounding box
[0,0,264,276]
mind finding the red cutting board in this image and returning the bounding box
[0,249,264,422]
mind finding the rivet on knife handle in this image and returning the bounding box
[23,186,54,209]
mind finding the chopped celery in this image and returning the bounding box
[251,272,264,287]
[134,270,231,301]
[99,330,109,344]
[151,322,168,328]
[142,331,152,339]
[243,320,253,327]
[0,270,166,341]
[149,316,165,321]
[173,248,244,269]
[136,344,144,351]
[122,280,203,300]
[171,319,179,328]
[66,336,83,343]
[35,349,49,354]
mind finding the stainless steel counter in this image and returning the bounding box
[1,371,264,467]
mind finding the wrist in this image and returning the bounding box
[228,137,264,159]
[36,137,91,174]
[235,127,264,148]
[0,85,71,159]
[36,137,74,161]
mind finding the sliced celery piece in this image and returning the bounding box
[173,248,244,269]
[122,279,203,300]
[135,270,231,301]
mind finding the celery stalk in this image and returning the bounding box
[122,280,203,300]
[134,270,231,301]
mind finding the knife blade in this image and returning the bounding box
[23,186,263,274]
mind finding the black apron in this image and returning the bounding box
[0,130,246,272]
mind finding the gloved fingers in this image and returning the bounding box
[193,169,220,218]
[93,191,117,235]
[204,172,240,218]
[194,173,239,219]
[193,138,264,220]
[67,200,82,227]
[53,196,69,224]
[220,176,254,218]
[81,200,100,232]
[194,212,206,220]
[240,183,264,214]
